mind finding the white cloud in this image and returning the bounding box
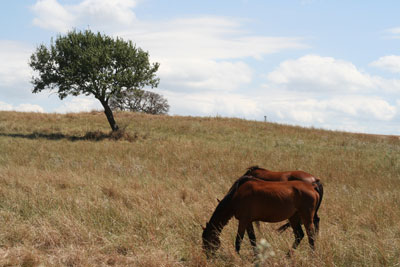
[255,55,400,133]
[117,17,306,93]
[162,90,261,118]
[251,93,397,129]
[54,97,102,113]
[0,101,44,112]
[14,104,45,113]
[32,0,137,33]
[32,0,75,32]
[118,17,307,61]
[76,0,136,26]
[265,55,400,96]
[0,41,32,86]
[266,55,375,92]
[0,41,33,99]
[370,55,400,73]
[165,88,395,127]
[326,96,396,121]
[159,59,252,92]
[31,1,307,95]
[385,27,400,39]
[0,101,13,111]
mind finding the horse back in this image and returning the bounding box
[245,166,319,183]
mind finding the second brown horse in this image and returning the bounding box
[244,166,323,233]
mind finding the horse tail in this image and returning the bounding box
[313,180,323,216]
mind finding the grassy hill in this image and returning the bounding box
[0,111,399,266]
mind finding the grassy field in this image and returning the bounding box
[0,111,399,266]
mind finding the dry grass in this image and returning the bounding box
[0,110,399,266]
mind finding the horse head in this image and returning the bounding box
[202,222,221,257]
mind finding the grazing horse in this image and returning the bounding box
[202,176,320,257]
[244,166,323,233]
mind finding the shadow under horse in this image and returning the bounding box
[244,166,324,233]
[202,176,320,257]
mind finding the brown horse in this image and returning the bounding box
[244,166,323,233]
[202,176,320,257]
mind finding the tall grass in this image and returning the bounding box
[0,111,399,266]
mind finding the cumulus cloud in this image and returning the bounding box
[76,0,137,27]
[32,0,137,33]
[325,96,396,121]
[117,17,306,93]
[15,104,45,112]
[32,0,74,32]
[159,59,252,92]
[0,101,13,111]
[118,17,307,61]
[266,55,375,92]
[0,41,33,99]
[265,55,400,96]
[0,41,32,86]
[370,55,400,73]
[0,101,44,112]
[162,90,261,117]
[31,1,307,95]
[256,55,400,133]
[54,97,102,113]
[252,93,397,129]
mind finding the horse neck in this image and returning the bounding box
[207,176,253,233]
[207,190,237,233]
[208,207,232,232]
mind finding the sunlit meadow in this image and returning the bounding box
[0,111,399,266]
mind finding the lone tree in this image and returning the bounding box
[29,29,160,131]
[109,89,169,115]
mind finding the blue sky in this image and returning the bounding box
[1,0,400,135]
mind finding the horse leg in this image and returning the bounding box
[292,223,304,250]
[303,219,316,250]
[235,220,247,254]
[246,223,257,256]
[289,216,304,250]
[286,215,304,258]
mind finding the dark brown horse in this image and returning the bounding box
[244,166,323,233]
[202,176,320,257]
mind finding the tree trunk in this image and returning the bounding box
[101,100,119,131]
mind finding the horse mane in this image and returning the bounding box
[244,165,267,175]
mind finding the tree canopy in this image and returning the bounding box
[30,29,160,131]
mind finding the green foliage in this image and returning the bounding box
[29,29,160,131]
